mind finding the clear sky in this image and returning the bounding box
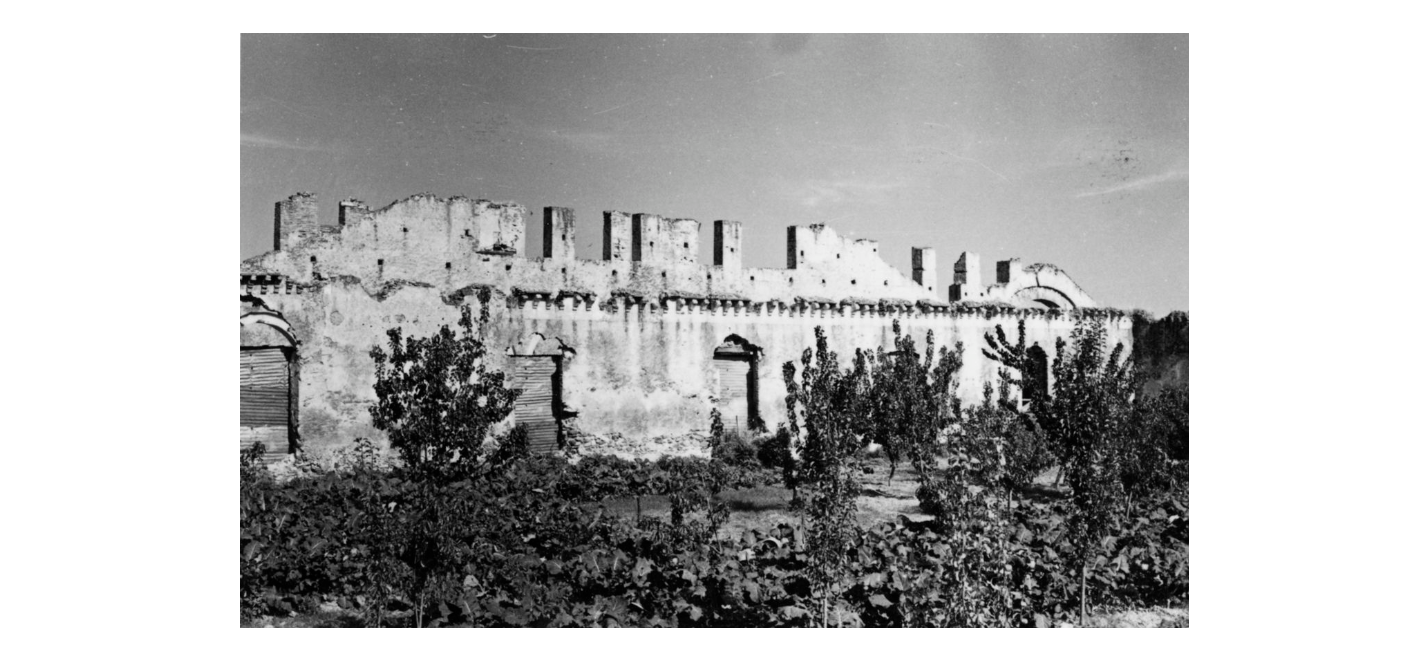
[242,34,1188,315]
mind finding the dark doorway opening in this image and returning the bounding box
[1025,344,1050,404]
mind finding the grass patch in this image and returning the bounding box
[724,485,792,512]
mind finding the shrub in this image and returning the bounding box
[859,320,964,484]
[368,293,525,483]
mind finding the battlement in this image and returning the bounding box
[242,190,1127,457]
[912,247,937,295]
[253,191,1099,312]
[631,214,699,265]
[278,192,526,257]
[543,207,576,262]
[785,224,881,270]
[714,220,741,271]
[274,192,318,251]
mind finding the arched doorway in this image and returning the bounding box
[713,335,761,431]
[1025,344,1050,404]
[508,333,577,454]
[510,355,563,453]
[240,310,298,463]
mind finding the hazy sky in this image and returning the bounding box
[242,34,1187,314]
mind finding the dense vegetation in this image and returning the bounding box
[241,304,1189,627]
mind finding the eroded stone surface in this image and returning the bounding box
[241,192,1132,454]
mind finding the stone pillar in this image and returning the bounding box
[668,218,700,264]
[714,220,742,271]
[543,207,576,262]
[632,213,664,263]
[603,211,632,261]
[996,258,1022,284]
[337,198,369,228]
[786,226,814,269]
[952,251,981,301]
[912,247,937,295]
[275,192,318,251]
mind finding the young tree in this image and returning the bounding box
[982,320,1068,483]
[368,290,525,482]
[971,319,1059,503]
[961,379,1054,512]
[1037,318,1136,625]
[782,326,866,627]
[860,320,964,485]
[365,292,529,626]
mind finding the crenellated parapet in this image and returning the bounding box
[241,272,308,296]
[242,190,1134,459]
[249,191,1106,316]
[277,192,526,261]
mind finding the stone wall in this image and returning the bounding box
[242,192,1133,454]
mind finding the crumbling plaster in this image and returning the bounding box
[243,192,1132,453]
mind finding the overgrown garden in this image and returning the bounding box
[241,294,1189,627]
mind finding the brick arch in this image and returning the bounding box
[240,310,298,348]
[1011,285,1079,310]
[240,309,299,462]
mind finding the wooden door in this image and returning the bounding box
[510,356,562,453]
[240,347,291,461]
[714,355,754,430]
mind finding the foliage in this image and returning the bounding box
[960,380,1056,504]
[239,442,274,620]
[985,317,1140,624]
[1116,385,1188,511]
[242,446,1188,628]
[979,319,1062,485]
[243,317,1187,628]
[982,319,1041,409]
[782,326,869,626]
[859,320,963,484]
[708,408,725,453]
[368,292,525,482]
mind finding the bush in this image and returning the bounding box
[242,440,1187,627]
[243,316,1187,627]
[368,295,525,483]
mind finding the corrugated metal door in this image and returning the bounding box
[511,356,561,453]
[240,347,291,462]
[715,356,753,430]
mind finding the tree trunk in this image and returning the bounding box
[636,495,642,519]
[1079,563,1088,627]
[821,593,829,629]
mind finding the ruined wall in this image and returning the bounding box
[957,258,1099,310]
[243,192,1132,454]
